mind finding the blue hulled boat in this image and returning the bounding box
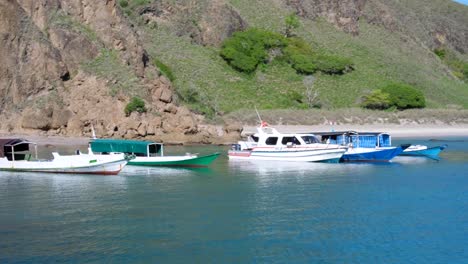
[399,144,447,159]
[314,131,410,162]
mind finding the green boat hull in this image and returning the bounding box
[128,153,220,167]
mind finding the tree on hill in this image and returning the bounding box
[284,13,300,38]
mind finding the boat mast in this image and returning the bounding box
[254,106,262,125]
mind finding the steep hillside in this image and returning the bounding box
[0,0,237,143]
[126,0,468,114]
[0,0,467,141]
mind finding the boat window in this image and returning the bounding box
[265,137,278,145]
[281,137,301,145]
[302,136,319,144]
[251,136,259,142]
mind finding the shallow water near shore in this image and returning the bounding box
[1,138,467,263]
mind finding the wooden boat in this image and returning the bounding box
[0,138,128,175]
[399,144,447,159]
[90,139,220,167]
[228,125,347,163]
[314,131,410,162]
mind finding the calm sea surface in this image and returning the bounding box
[1,138,467,263]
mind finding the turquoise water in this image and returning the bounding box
[1,138,467,263]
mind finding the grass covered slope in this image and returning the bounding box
[135,0,468,115]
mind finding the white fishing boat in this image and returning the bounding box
[0,138,128,175]
[228,123,347,163]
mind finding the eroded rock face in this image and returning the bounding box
[139,0,247,46]
[285,0,366,35]
[285,0,467,53]
[0,0,68,108]
[0,0,241,144]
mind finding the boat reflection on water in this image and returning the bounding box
[119,165,212,177]
[228,159,380,179]
[392,156,442,164]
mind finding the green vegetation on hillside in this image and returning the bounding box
[153,58,175,82]
[362,83,426,110]
[127,0,468,116]
[220,29,353,76]
[434,48,468,82]
[284,13,300,37]
[48,11,99,43]
[125,97,147,116]
[284,37,353,75]
[82,49,145,97]
[220,29,287,73]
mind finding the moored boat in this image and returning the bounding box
[90,139,220,167]
[0,138,128,175]
[314,131,409,162]
[228,125,347,163]
[399,144,447,159]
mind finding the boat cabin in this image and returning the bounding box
[236,127,321,150]
[314,131,392,148]
[90,139,164,157]
[0,138,38,161]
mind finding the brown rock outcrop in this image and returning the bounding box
[0,0,241,144]
[285,0,467,53]
[286,0,366,35]
[139,0,247,46]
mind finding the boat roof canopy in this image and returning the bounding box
[313,131,387,136]
[0,138,35,158]
[90,139,161,155]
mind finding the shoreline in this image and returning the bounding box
[1,124,467,146]
[242,124,468,139]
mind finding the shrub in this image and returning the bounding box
[119,0,128,8]
[284,13,300,37]
[434,48,446,59]
[283,37,316,74]
[312,53,353,74]
[125,97,146,116]
[220,28,287,73]
[153,58,175,82]
[284,38,352,75]
[361,89,391,110]
[221,29,353,75]
[381,83,426,110]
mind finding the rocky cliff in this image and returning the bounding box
[0,0,467,142]
[285,0,467,53]
[0,0,241,143]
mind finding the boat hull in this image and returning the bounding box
[341,147,404,162]
[128,153,220,167]
[0,154,128,175]
[228,148,346,163]
[400,145,446,159]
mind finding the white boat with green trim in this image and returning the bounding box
[0,138,128,175]
[90,139,220,167]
